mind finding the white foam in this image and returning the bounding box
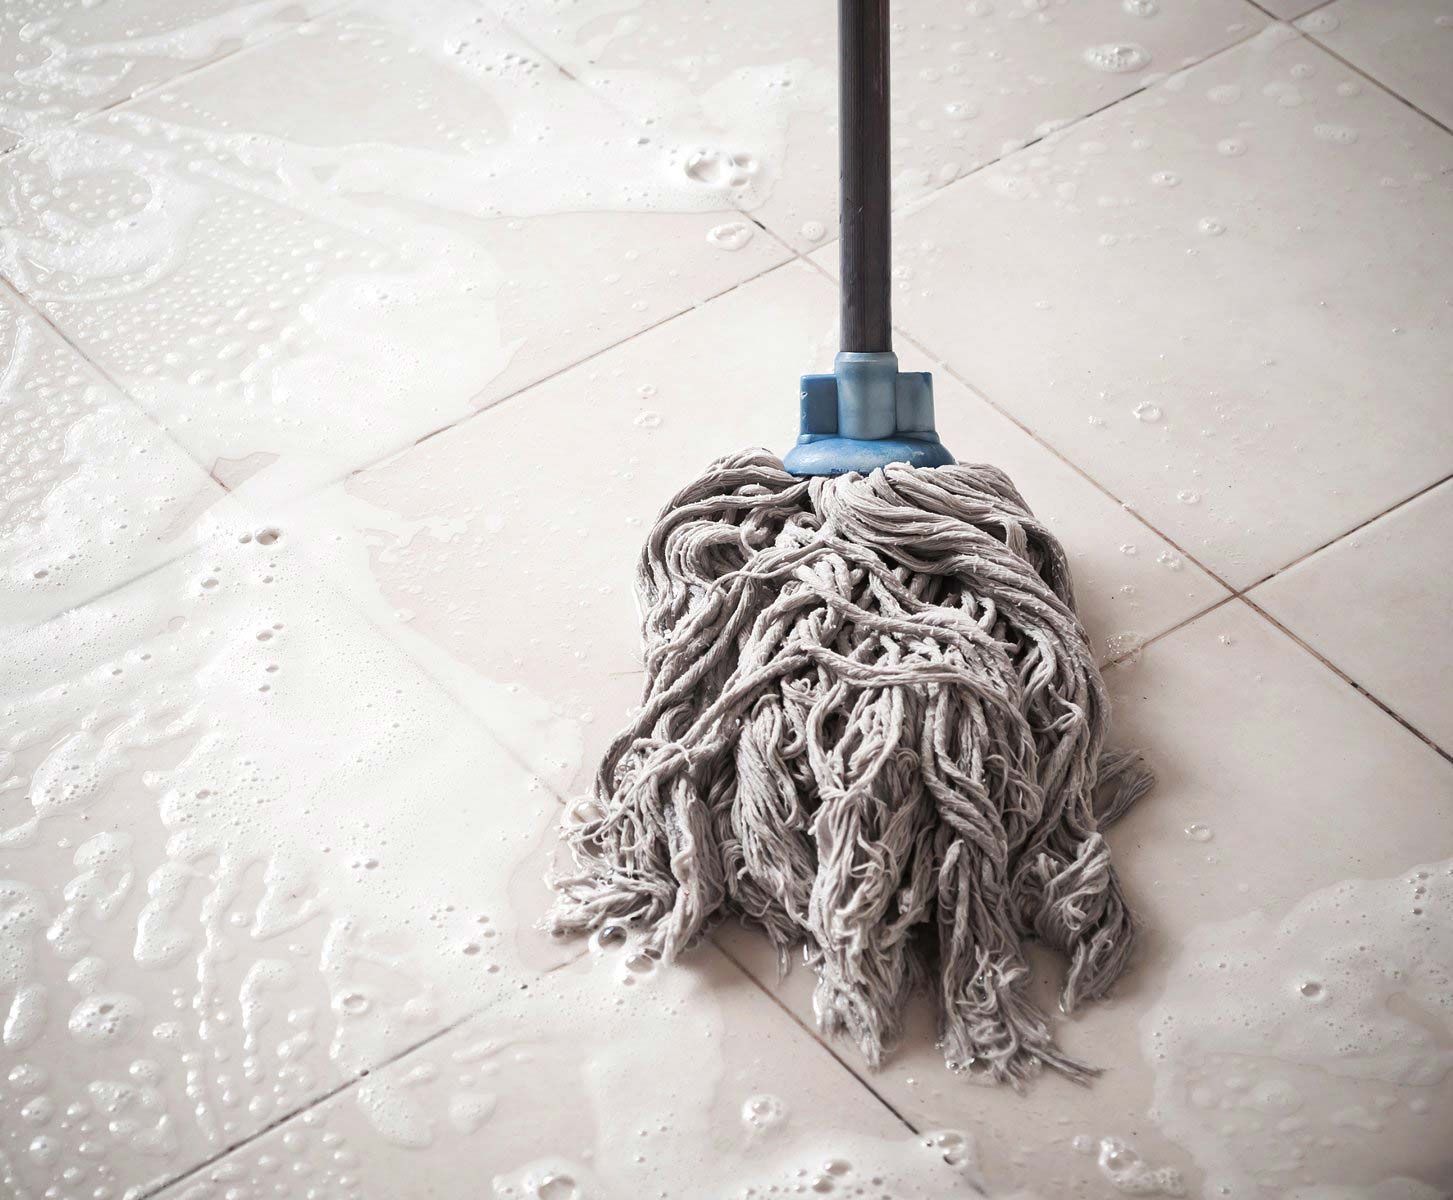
[1142,861,1453,1197]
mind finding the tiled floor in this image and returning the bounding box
[1,2,1450,1199]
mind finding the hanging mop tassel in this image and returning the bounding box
[549,449,1152,1085]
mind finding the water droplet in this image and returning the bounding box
[632,411,662,429]
[683,149,757,188]
[1217,138,1246,157]
[537,1173,578,1200]
[706,221,754,251]
[1184,823,1213,843]
[799,220,826,242]
[742,1093,787,1132]
[336,991,370,1016]
[1083,43,1151,74]
[1314,123,1358,145]
[1197,217,1226,236]
[1122,0,1158,16]
[1177,489,1201,505]
[1133,401,1163,422]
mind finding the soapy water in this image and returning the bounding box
[0,514,585,1195]
[1142,861,1453,1197]
[0,0,321,140]
[0,0,803,495]
[1072,1134,1186,1196]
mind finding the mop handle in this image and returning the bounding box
[784,0,952,475]
[839,0,892,354]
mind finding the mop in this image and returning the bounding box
[549,0,1152,1085]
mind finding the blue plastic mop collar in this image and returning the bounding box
[783,351,956,477]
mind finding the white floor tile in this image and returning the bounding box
[724,600,1453,1194]
[0,525,571,1198]
[275,262,1224,789]
[143,948,956,1200]
[1253,478,1453,751]
[0,287,224,630]
[0,0,789,497]
[0,0,332,150]
[493,0,1265,251]
[840,25,1453,589]
[1306,0,1453,129]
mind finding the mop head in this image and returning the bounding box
[549,448,1152,1084]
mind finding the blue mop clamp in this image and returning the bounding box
[783,351,956,477]
[785,2,956,478]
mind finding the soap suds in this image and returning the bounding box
[1142,860,1453,1197]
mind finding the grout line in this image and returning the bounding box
[792,245,1244,599]
[0,277,226,488]
[1101,593,1238,671]
[1304,30,1453,138]
[1239,472,1453,593]
[899,322,1241,595]
[1241,0,1336,23]
[748,31,1286,602]
[711,935,922,1137]
[391,249,801,467]
[496,0,1269,252]
[1237,594,1453,765]
[136,1016,469,1200]
[1,1,354,159]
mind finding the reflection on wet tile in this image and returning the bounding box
[276,262,1223,788]
[0,0,331,149]
[1254,478,1453,751]
[0,287,223,629]
[493,0,1265,250]
[0,0,788,497]
[849,26,1453,588]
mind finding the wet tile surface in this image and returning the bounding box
[143,950,946,1200]
[0,286,223,630]
[492,0,1267,251]
[0,0,331,150]
[0,1,1450,1197]
[0,524,574,1197]
[0,0,790,497]
[847,25,1453,589]
[1252,478,1453,751]
[1307,0,1453,128]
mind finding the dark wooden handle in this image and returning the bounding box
[838,0,892,353]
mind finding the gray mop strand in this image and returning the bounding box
[549,448,1152,1085]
